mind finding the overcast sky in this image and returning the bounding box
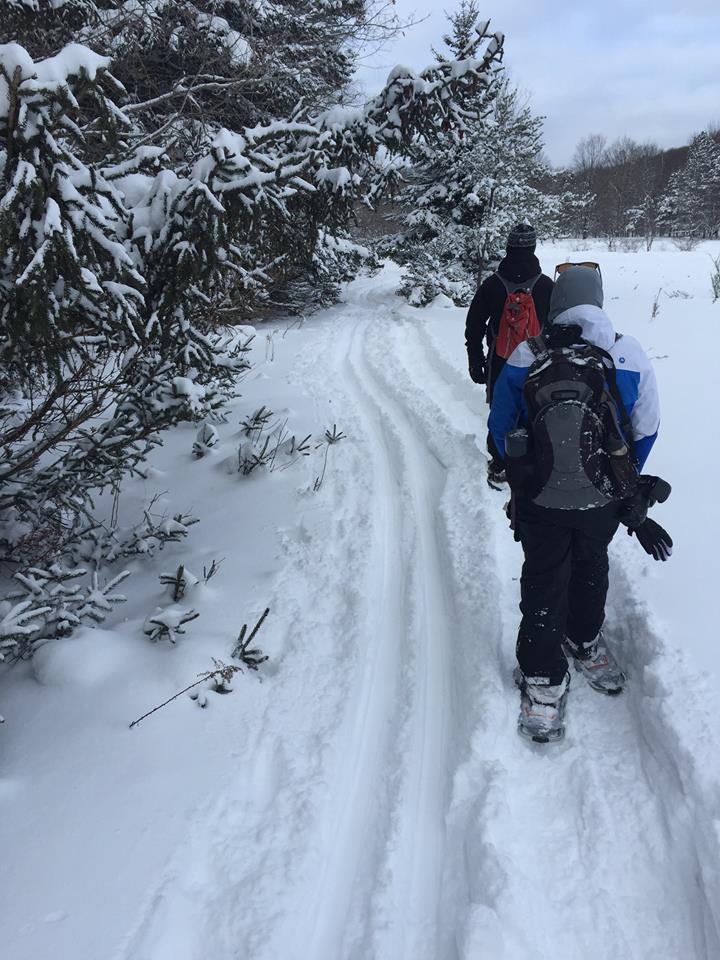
[354,1,720,166]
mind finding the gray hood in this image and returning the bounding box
[548,266,603,323]
[548,265,615,351]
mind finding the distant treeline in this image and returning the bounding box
[549,128,720,247]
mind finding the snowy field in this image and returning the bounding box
[2,240,720,960]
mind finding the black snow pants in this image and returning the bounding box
[514,498,620,685]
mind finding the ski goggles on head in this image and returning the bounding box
[554,261,601,278]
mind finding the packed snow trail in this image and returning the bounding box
[305,312,456,960]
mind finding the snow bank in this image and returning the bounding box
[33,628,140,689]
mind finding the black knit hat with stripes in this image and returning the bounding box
[506,223,537,251]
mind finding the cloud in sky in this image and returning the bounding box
[354,1,720,165]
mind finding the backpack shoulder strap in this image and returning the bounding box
[495,273,512,296]
[585,340,636,458]
[526,335,547,358]
[496,273,542,296]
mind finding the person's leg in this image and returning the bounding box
[487,431,503,462]
[486,352,506,478]
[515,501,573,684]
[566,505,620,653]
[485,352,505,406]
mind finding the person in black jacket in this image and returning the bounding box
[465,224,553,484]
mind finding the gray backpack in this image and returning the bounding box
[522,333,635,510]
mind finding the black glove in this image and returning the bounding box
[618,489,649,529]
[628,517,673,561]
[619,474,673,530]
[505,498,521,542]
[637,474,672,506]
[469,358,486,384]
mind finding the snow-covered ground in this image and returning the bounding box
[2,241,720,960]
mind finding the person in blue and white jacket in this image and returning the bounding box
[489,266,660,472]
[488,265,660,730]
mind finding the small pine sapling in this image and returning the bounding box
[4,564,129,655]
[238,435,274,475]
[202,558,224,584]
[242,406,273,439]
[313,424,347,491]
[193,422,220,458]
[0,599,52,661]
[269,420,312,471]
[143,608,200,643]
[74,507,199,564]
[75,570,131,624]
[159,565,199,601]
[323,425,347,446]
[231,607,270,670]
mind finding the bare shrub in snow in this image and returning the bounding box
[651,289,662,320]
[73,510,199,567]
[129,610,271,728]
[711,255,720,302]
[202,559,224,584]
[129,658,248,728]
[673,237,700,251]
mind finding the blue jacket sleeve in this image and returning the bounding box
[634,433,657,471]
[488,362,529,459]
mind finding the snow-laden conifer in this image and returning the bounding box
[386,3,555,305]
[660,131,720,240]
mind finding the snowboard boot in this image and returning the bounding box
[487,459,507,489]
[515,668,570,743]
[564,632,626,695]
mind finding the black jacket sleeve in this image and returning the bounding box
[465,276,496,367]
[532,274,554,329]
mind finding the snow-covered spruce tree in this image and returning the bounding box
[0,44,247,581]
[392,79,559,305]
[543,167,595,241]
[46,0,435,309]
[660,131,720,240]
[0,45,142,550]
[0,44,143,373]
[78,1,381,146]
[116,10,505,318]
[387,5,556,305]
[21,2,473,310]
